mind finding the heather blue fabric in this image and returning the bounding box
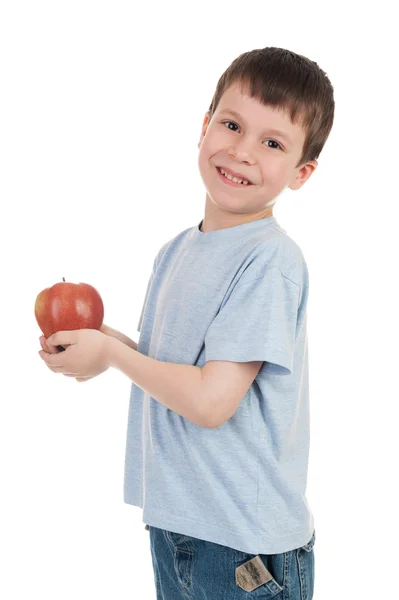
[124,215,314,555]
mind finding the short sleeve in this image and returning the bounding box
[137,240,171,332]
[204,267,300,376]
[137,271,154,332]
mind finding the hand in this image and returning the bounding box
[38,335,95,383]
[39,335,62,356]
[38,329,111,381]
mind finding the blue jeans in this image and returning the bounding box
[147,525,315,599]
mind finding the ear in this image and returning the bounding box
[289,160,318,190]
[198,112,211,148]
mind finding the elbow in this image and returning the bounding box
[200,396,232,429]
[198,371,230,429]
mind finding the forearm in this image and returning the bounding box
[107,337,211,428]
[101,323,138,351]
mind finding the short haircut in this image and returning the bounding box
[208,47,335,167]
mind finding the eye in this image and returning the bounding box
[221,121,283,150]
[222,120,239,132]
[264,140,283,150]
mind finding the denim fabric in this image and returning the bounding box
[147,525,315,599]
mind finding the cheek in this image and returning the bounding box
[199,129,223,159]
[264,160,287,179]
[198,140,214,175]
[197,145,206,174]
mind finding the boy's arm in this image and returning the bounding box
[106,337,263,429]
[107,337,207,427]
[100,323,138,351]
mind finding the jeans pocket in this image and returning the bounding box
[235,555,284,596]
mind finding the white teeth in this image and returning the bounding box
[220,167,249,185]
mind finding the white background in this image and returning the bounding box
[1,1,398,598]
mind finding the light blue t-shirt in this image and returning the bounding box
[124,215,314,554]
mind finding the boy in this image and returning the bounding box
[39,46,335,599]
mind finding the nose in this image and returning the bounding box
[227,138,256,165]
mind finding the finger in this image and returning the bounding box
[40,356,72,373]
[39,336,48,350]
[41,350,69,368]
[45,365,67,373]
[40,336,58,354]
[63,373,92,383]
[49,341,64,353]
[47,331,75,348]
[62,374,90,380]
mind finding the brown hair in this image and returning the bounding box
[208,47,335,168]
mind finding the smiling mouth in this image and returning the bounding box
[216,166,254,186]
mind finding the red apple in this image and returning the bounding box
[35,278,104,351]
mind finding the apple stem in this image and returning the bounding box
[62,277,65,282]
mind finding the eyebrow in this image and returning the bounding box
[219,109,294,145]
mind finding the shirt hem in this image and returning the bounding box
[124,498,314,555]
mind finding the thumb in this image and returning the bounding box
[47,331,74,346]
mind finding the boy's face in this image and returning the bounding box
[197,82,317,226]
